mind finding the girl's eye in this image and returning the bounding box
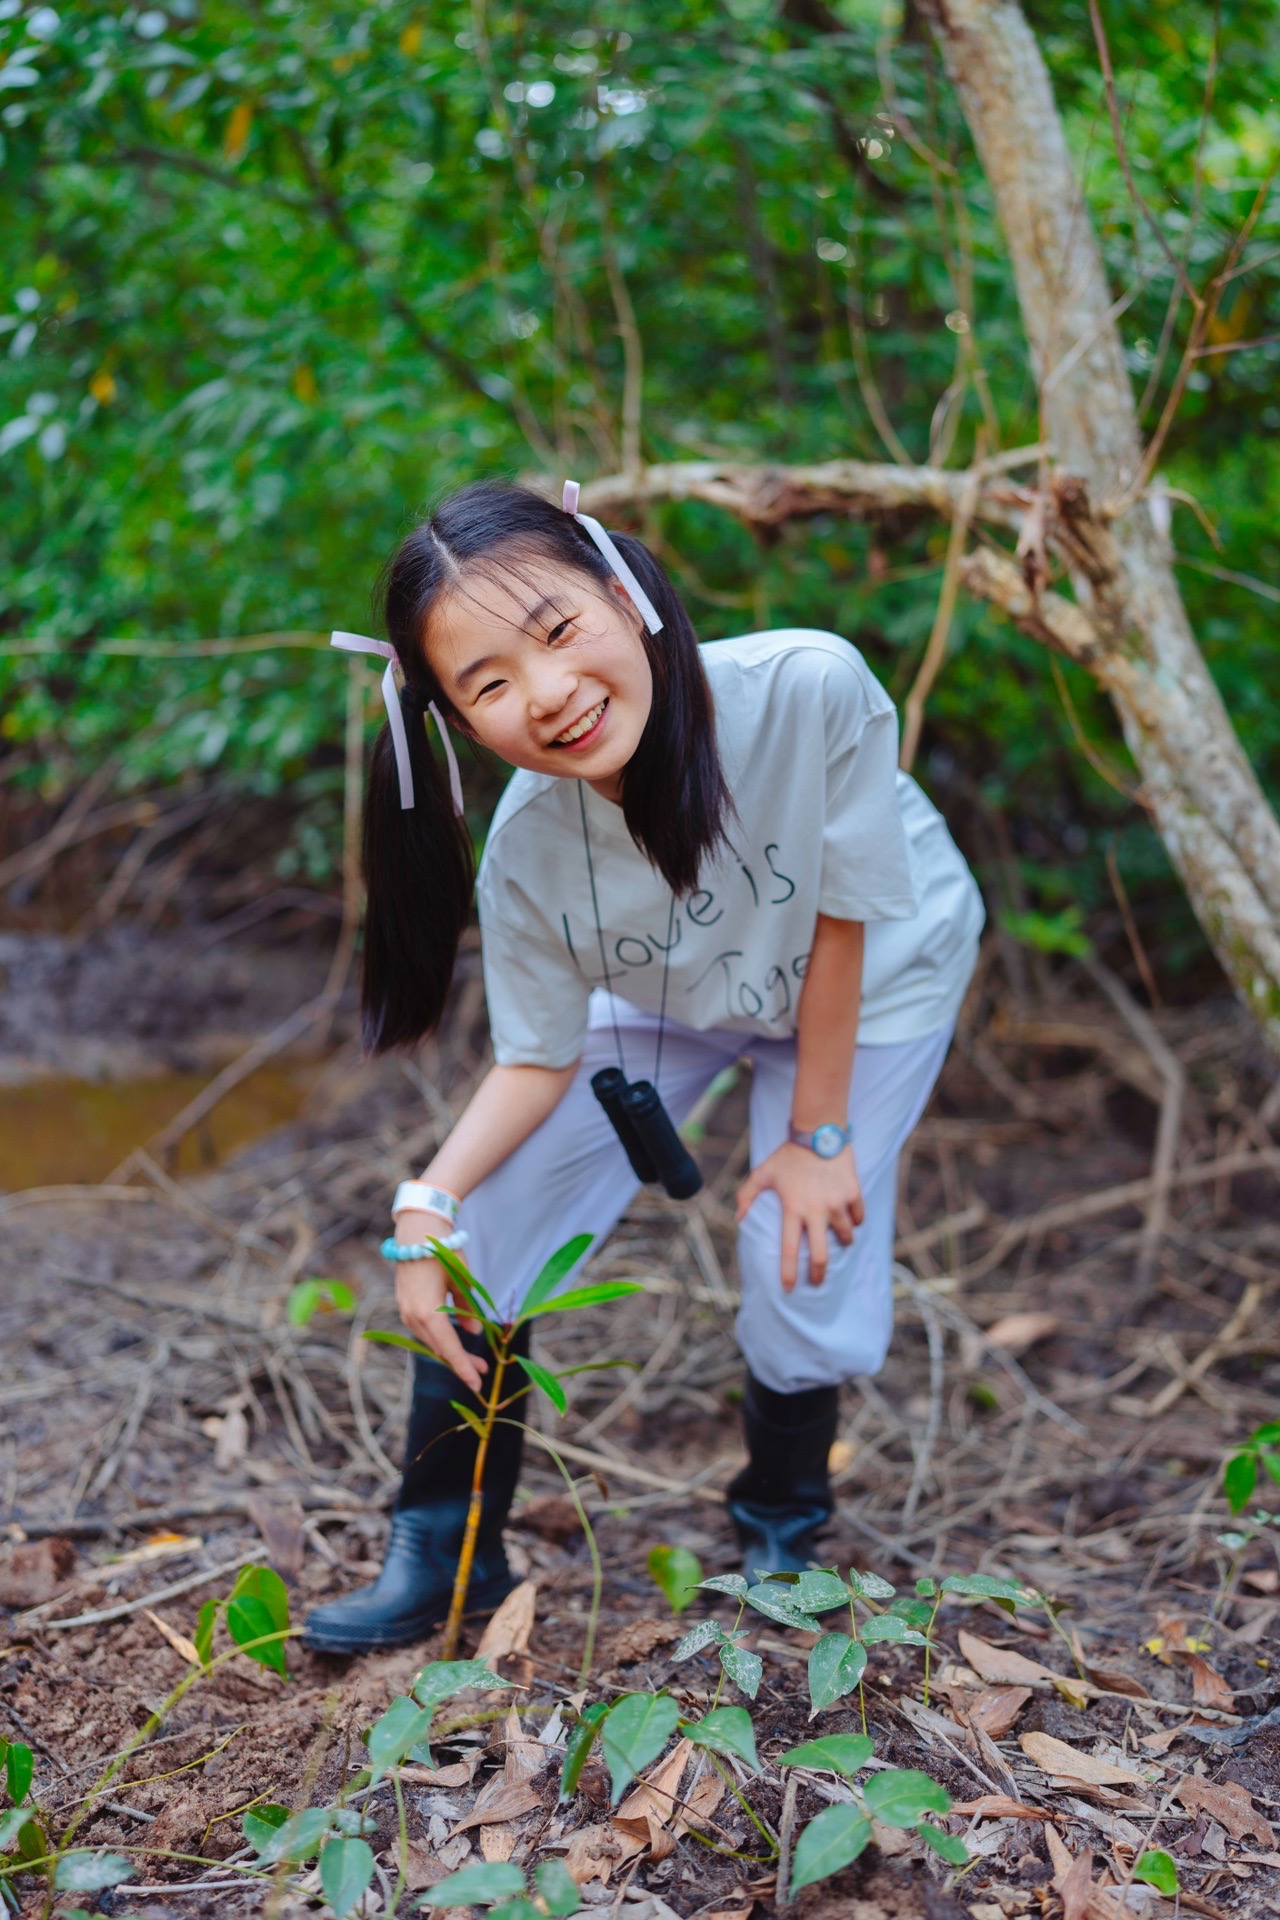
[477,679,505,699]
[546,618,572,644]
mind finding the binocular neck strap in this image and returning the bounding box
[577,781,675,1093]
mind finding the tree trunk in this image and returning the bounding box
[919,0,1280,1046]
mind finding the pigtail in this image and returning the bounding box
[360,688,474,1053]
[607,530,734,896]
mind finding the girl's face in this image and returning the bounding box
[424,557,654,802]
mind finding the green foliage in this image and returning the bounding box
[559,1702,609,1802]
[52,1851,132,1891]
[418,1856,581,1915]
[789,1803,874,1894]
[319,1835,376,1918]
[684,1706,759,1771]
[807,1631,869,1713]
[4,1743,33,1806]
[226,1563,291,1675]
[1133,1849,1180,1897]
[240,1802,290,1850]
[3,1,1276,974]
[779,1733,874,1775]
[1224,1423,1280,1513]
[285,1277,356,1326]
[999,906,1093,959]
[600,1692,680,1804]
[647,1544,703,1616]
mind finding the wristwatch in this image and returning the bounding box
[787,1121,853,1159]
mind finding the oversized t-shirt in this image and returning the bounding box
[476,628,985,1067]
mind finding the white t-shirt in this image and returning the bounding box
[476,628,985,1067]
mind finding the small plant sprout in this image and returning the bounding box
[286,1276,356,1326]
[778,1738,964,1891]
[647,1544,703,1615]
[1223,1421,1280,1513]
[1132,1850,1180,1898]
[363,1233,643,1657]
[419,1855,582,1917]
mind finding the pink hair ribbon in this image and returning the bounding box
[562,481,663,634]
[329,631,464,816]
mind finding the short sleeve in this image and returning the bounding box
[480,910,591,1069]
[816,655,919,921]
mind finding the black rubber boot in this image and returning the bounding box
[303,1326,527,1653]
[726,1373,840,1578]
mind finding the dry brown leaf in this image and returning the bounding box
[400,1760,476,1788]
[501,1705,548,1786]
[0,1536,76,1609]
[1175,1775,1274,1845]
[1144,1613,1210,1663]
[207,1404,248,1472]
[950,1794,1048,1821]
[476,1579,537,1661]
[964,1686,1033,1738]
[1019,1733,1148,1788]
[613,1738,694,1864]
[959,1630,1053,1685]
[479,1823,517,1862]
[1045,1824,1073,1879]
[1058,1847,1094,1920]
[869,1818,915,1857]
[142,1607,200,1665]
[1085,1665,1151,1700]
[563,1821,623,1886]
[1243,1568,1279,1594]
[984,1311,1059,1352]
[403,1841,450,1892]
[607,1618,682,1667]
[110,1532,204,1569]
[1176,1653,1234,1713]
[450,1776,544,1834]
[247,1492,306,1580]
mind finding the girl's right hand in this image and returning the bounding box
[392,1209,488,1395]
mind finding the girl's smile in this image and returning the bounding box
[426,560,652,802]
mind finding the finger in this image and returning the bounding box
[780,1210,803,1294]
[849,1179,866,1227]
[808,1214,829,1288]
[736,1169,763,1222]
[429,1315,487,1394]
[832,1208,855,1248]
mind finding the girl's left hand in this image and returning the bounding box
[736,1143,865,1293]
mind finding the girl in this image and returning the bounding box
[303,482,984,1654]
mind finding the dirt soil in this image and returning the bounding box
[3,929,1280,1919]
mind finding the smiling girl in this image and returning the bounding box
[303,482,984,1653]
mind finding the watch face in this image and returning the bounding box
[811,1124,847,1159]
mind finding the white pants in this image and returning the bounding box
[459,994,952,1394]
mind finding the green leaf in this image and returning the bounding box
[685,1705,759,1770]
[367,1696,435,1778]
[648,1544,703,1616]
[886,1596,934,1630]
[194,1598,217,1670]
[807,1631,868,1713]
[863,1768,951,1827]
[0,1806,31,1849]
[743,1584,821,1634]
[516,1353,567,1414]
[1262,1451,1280,1487]
[412,1659,506,1711]
[6,1740,33,1804]
[915,1577,939,1597]
[256,1805,334,1865]
[1133,1849,1180,1897]
[1251,1422,1280,1445]
[418,1860,526,1906]
[519,1281,645,1320]
[920,1820,968,1864]
[999,904,1092,959]
[421,1240,500,1322]
[362,1329,436,1356]
[792,1569,854,1614]
[672,1618,726,1661]
[534,1857,582,1916]
[15,1818,44,1864]
[320,1835,375,1918]
[847,1568,896,1600]
[601,1692,680,1803]
[860,1614,928,1647]
[241,1802,291,1849]
[53,1851,133,1891]
[450,1400,488,1440]
[789,1804,873,1894]
[559,1702,609,1802]
[231,1563,290,1635]
[227,1594,287,1674]
[718,1639,763,1699]
[940,1574,1029,1604]
[487,1902,541,1920]
[515,1233,595,1320]
[1225,1450,1258,1513]
[286,1277,356,1327]
[698,1573,749,1600]
[779,1733,874,1776]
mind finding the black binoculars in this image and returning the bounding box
[591,1067,703,1200]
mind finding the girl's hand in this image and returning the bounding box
[736,1144,865,1293]
[392,1209,488,1394]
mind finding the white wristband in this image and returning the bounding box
[391,1181,460,1224]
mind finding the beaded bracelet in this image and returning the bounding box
[379,1229,469,1264]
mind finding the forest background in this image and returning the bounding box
[2,0,1279,1001]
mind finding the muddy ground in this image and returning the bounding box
[3,921,1280,1919]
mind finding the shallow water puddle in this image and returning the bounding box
[0,1061,324,1189]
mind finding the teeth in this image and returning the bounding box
[554,700,605,745]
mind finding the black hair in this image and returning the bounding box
[360,481,732,1053]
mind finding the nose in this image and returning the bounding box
[525,655,579,722]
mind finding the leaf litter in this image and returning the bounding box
[2,938,1280,1912]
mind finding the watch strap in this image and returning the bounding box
[787,1122,853,1154]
